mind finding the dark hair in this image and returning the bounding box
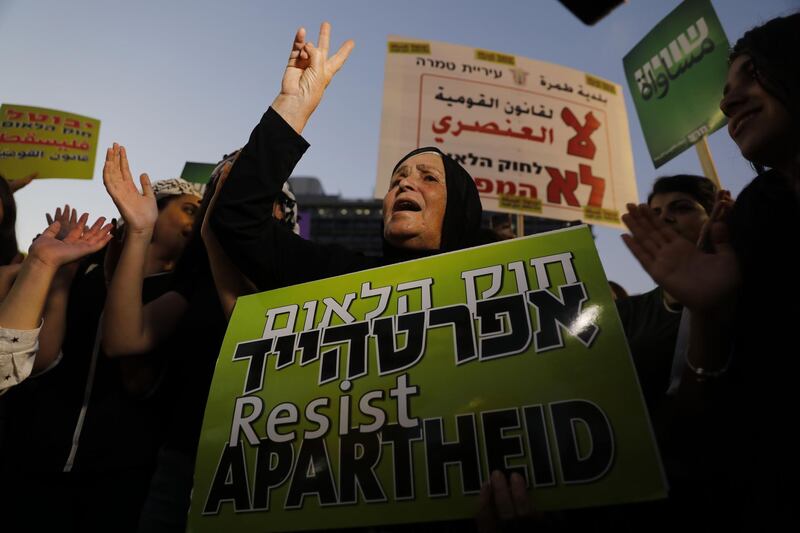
[156,195,180,212]
[730,13,800,122]
[0,176,20,265]
[170,180,216,281]
[729,13,800,174]
[647,174,717,214]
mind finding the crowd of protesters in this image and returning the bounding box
[0,13,797,533]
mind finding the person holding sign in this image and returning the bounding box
[622,13,800,525]
[209,22,532,532]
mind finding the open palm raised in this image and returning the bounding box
[29,216,113,269]
[103,143,158,234]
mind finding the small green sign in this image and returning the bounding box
[188,226,665,532]
[181,161,217,184]
[623,0,729,167]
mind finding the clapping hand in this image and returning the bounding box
[622,198,741,312]
[103,143,158,235]
[28,215,113,270]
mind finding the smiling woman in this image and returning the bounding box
[620,12,800,526]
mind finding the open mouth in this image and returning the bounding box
[393,199,421,213]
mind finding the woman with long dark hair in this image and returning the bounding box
[622,12,800,526]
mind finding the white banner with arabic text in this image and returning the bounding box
[376,37,637,228]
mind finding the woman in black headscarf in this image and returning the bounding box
[210,23,532,532]
[210,24,483,291]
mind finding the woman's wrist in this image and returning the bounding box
[270,95,313,134]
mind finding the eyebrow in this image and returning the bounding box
[723,57,752,96]
[392,165,409,176]
[415,164,442,175]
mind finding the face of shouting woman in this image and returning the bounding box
[382,152,447,251]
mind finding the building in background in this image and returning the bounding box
[290,177,581,255]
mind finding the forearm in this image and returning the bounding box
[0,264,22,300]
[0,257,58,329]
[672,307,736,410]
[210,107,309,284]
[102,230,152,356]
[686,309,735,373]
[204,226,255,320]
[270,95,313,135]
[34,271,75,372]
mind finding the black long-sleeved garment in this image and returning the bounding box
[210,108,382,290]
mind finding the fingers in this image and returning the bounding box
[40,221,61,240]
[86,221,114,248]
[621,233,655,271]
[87,215,106,234]
[622,203,670,258]
[120,146,134,183]
[46,213,54,225]
[699,190,734,250]
[103,143,121,187]
[63,221,85,243]
[103,143,133,185]
[318,21,331,55]
[490,470,515,521]
[327,38,355,75]
[509,472,531,516]
[288,27,307,62]
[475,481,494,533]
[140,173,154,198]
[305,40,322,72]
[710,220,734,253]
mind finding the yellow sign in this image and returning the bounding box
[388,41,431,54]
[584,74,617,95]
[0,104,101,180]
[498,194,542,213]
[475,49,515,66]
[583,205,620,222]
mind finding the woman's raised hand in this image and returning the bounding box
[28,216,113,269]
[103,143,158,235]
[271,22,355,134]
[622,202,741,312]
[46,204,81,240]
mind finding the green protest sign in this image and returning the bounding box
[181,161,218,184]
[0,104,100,180]
[188,226,665,532]
[622,0,729,168]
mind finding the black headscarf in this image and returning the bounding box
[383,146,483,261]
